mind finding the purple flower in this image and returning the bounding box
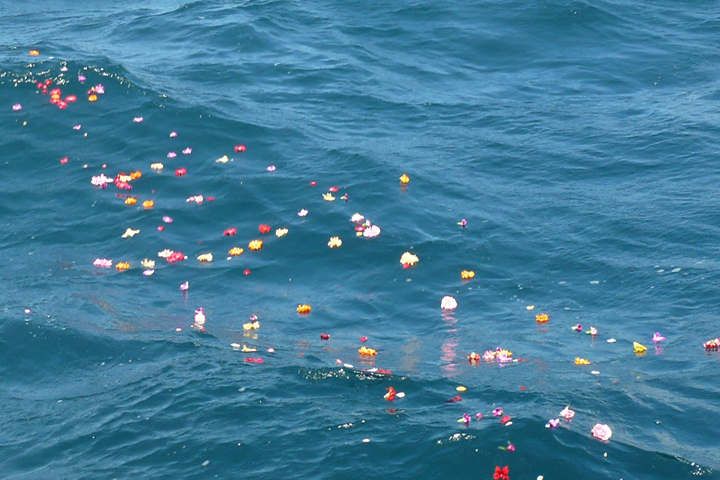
[493,408,503,417]
[546,418,559,428]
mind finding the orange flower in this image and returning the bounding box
[115,262,130,271]
[461,270,475,279]
[359,346,377,356]
[88,95,98,102]
[297,304,312,314]
[249,240,263,251]
[143,200,154,209]
[130,171,142,180]
[125,197,137,205]
[229,247,244,256]
[399,174,410,184]
[536,313,549,323]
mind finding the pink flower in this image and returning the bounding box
[560,406,575,419]
[298,209,308,217]
[162,216,173,223]
[182,147,192,154]
[546,418,559,428]
[93,258,112,268]
[73,125,81,130]
[167,152,177,158]
[267,165,276,172]
[362,225,381,238]
[170,131,177,137]
[133,117,143,123]
[12,104,22,111]
[475,413,483,420]
[591,423,612,441]
[179,281,189,291]
[493,408,503,417]
[653,332,666,343]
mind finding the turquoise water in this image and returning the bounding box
[1,1,718,479]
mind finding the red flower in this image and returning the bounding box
[493,466,509,480]
[223,228,237,236]
[259,224,271,234]
[500,415,512,424]
[384,386,396,401]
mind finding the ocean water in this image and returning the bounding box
[1,1,718,479]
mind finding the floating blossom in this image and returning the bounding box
[572,324,582,332]
[536,313,549,323]
[328,236,342,248]
[133,117,143,123]
[384,386,396,401]
[241,345,257,352]
[12,104,22,111]
[483,350,497,362]
[91,174,113,187]
[259,224,271,234]
[362,225,381,238]
[73,125,81,130]
[493,466,509,480]
[115,262,130,271]
[461,270,475,279]
[297,304,312,314]
[125,197,137,206]
[193,308,206,329]
[467,352,480,364]
[399,173,410,184]
[400,251,419,268]
[167,251,186,263]
[186,195,204,204]
[653,332,666,343]
[158,249,174,258]
[121,228,140,238]
[175,168,187,176]
[215,155,230,163]
[575,357,591,365]
[223,228,237,236]
[197,253,213,262]
[142,200,154,209]
[493,408,503,417]
[275,228,288,237]
[182,147,192,155]
[243,318,260,331]
[143,269,154,276]
[93,258,112,268]
[167,152,177,158]
[458,219,467,228]
[560,406,575,419]
[78,74,86,82]
[703,338,720,350]
[94,84,105,94]
[170,131,177,137]
[476,413,483,420]
[229,247,244,256]
[587,326,598,336]
[249,240,263,251]
[440,296,457,310]
[151,163,164,170]
[351,213,365,223]
[591,424,612,442]
[298,209,308,217]
[267,165,276,172]
[162,216,173,223]
[359,346,377,356]
[141,259,155,269]
[180,281,189,291]
[323,192,335,201]
[633,342,647,354]
[546,418,560,428]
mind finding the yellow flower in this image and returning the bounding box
[399,251,419,266]
[461,270,475,279]
[322,193,335,201]
[125,197,137,205]
[197,253,213,262]
[275,228,288,237]
[142,200,154,209]
[121,228,140,238]
[130,171,142,180]
[151,162,164,170]
[215,155,230,164]
[359,346,377,356]
[328,236,342,248]
[536,313,549,323]
[88,94,98,102]
[633,342,647,354]
[249,240,263,251]
[575,357,591,365]
[141,259,155,268]
[243,322,260,331]
[241,345,257,351]
[399,173,410,184]
[115,262,130,271]
[229,247,244,256]
[117,174,132,182]
[297,304,312,314]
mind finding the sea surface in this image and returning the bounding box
[1,1,719,479]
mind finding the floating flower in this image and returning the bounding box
[298,209,308,217]
[182,147,192,155]
[229,247,244,256]
[115,262,130,271]
[275,228,288,237]
[121,228,140,238]
[245,358,264,364]
[384,386,396,401]
[575,357,591,365]
[167,152,177,158]
[536,313,549,323]
[633,342,647,354]
[461,270,475,279]
[259,224,271,234]
[215,155,230,163]
[151,162,164,170]
[186,195,204,204]
[94,84,105,94]
[241,345,257,352]
[193,308,206,328]
[446,395,462,403]
[29,50,39,56]
[235,145,246,152]
[493,466,509,480]
[493,408,503,417]
[323,193,335,201]
[483,350,496,362]
[12,104,22,111]
[197,253,213,262]
[170,131,177,137]
[142,200,154,209]
[91,174,113,187]
[141,259,155,269]
[88,94,97,102]
[458,219,467,228]
[167,251,186,263]
[133,117,143,123]
[143,269,154,276]
[400,251,419,267]
[267,165,276,172]
[249,240,263,251]
[476,413,483,420]
[351,213,365,223]
[243,319,260,331]
[653,332,666,343]
[175,168,187,176]
[180,281,189,291]
[125,197,137,205]
[399,174,410,184]
[297,304,312,314]
[359,346,377,356]
[546,418,560,428]
[328,236,342,248]
[591,423,612,442]
[73,124,81,130]
[587,326,598,336]
[130,171,142,180]
[441,296,457,310]
[93,258,112,268]
[467,352,480,364]
[572,324,582,332]
[560,406,575,419]
[158,249,174,258]
[162,216,173,224]
[500,415,512,425]
[362,225,381,238]
[223,228,237,236]
[495,348,513,362]
[703,338,720,350]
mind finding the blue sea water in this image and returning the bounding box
[1,1,719,478]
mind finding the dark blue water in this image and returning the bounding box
[1,1,718,479]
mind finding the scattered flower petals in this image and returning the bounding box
[158,249,174,258]
[167,152,177,158]
[351,213,365,223]
[142,200,154,209]
[572,324,582,332]
[73,124,81,130]
[493,408,503,417]
[259,224,271,234]
[245,358,264,364]
[703,338,720,350]
[143,269,154,276]
[133,117,143,123]
[591,423,612,442]
[328,236,342,248]
[384,386,396,401]
[587,326,598,336]
[363,225,381,238]
[93,258,112,268]
[493,466,509,480]
[121,228,140,238]
[12,104,22,111]
[215,155,230,163]
[187,195,204,204]
[193,308,206,327]
[446,395,462,403]
[162,216,173,223]
[267,165,276,172]
[78,74,86,82]
[180,281,189,291]
[441,296,457,310]
[297,304,312,314]
[170,131,177,137]
[229,247,244,256]
[224,228,237,236]
[175,168,186,176]
[91,174,113,187]
[234,145,246,152]
[458,219,467,228]
[249,240,263,251]
[243,319,260,330]
[546,418,560,428]
[467,352,480,364]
